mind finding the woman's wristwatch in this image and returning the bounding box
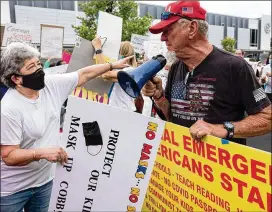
[95,49,103,54]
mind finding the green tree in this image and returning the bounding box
[221,37,236,53]
[72,0,152,41]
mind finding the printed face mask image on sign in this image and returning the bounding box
[82,121,103,156]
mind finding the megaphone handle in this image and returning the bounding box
[149,96,167,120]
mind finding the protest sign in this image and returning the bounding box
[44,64,68,75]
[40,24,64,59]
[71,87,109,104]
[66,36,113,97]
[97,11,122,61]
[2,23,34,46]
[146,19,168,59]
[147,40,168,60]
[148,19,163,41]
[49,96,165,211]
[131,34,149,54]
[142,122,272,212]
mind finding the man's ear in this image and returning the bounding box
[188,21,198,40]
[11,75,22,87]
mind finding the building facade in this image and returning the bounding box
[1,1,271,51]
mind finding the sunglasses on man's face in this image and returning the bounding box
[161,11,192,21]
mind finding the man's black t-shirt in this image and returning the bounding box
[165,46,271,145]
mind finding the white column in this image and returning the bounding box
[74,1,78,27]
[1,1,11,24]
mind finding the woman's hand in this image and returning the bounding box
[112,55,134,69]
[0,145,68,166]
[36,147,68,165]
[92,35,102,50]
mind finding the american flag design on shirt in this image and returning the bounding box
[171,81,215,121]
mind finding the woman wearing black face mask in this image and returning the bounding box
[15,67,46,90]
[0,42,133,212]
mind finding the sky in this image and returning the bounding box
[139,1,271,18]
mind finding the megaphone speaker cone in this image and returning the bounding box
[117,54,167,99]
[117,71,140,98]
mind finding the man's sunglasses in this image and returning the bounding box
[161,11,192,21]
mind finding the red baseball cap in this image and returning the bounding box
[149,1,207,34]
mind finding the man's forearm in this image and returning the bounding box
[233,105,271,138]
[210,105,271,138]
[154,95,171,121]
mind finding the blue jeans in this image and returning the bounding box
[0,180,53,212]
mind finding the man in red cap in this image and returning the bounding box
[142,1,271,145]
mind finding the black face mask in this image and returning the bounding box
[19,68,45,90]
[82,121,103,156]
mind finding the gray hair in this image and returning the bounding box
[165,51,177,67]
[178,19,209,36]
[0,42,40,88]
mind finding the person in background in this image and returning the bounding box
[43,57,52,68]
[56,60,66,66]
[265,53,271,65]
[92,37,138,111]
[142,1,271,145]
[44,58,66,68]
[255,61,263,83]
[0,42,133,212]
[49,62,56,67]
[235,49,245,58]
[260,54,272,101]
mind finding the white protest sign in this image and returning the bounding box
[2,23,34,46]
[97,11,122,61]
[146,19,168,59]
[40,24,64,59]
[49,96,165,211]
[44,64,68,75]
[147,40,168,60]
[131,34,149,54]
[143,41,149,54]
[148,19,162,41]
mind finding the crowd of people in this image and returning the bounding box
[235,49,272,101]
[0,0,271,211]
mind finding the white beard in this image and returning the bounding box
[164,51,179,65]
